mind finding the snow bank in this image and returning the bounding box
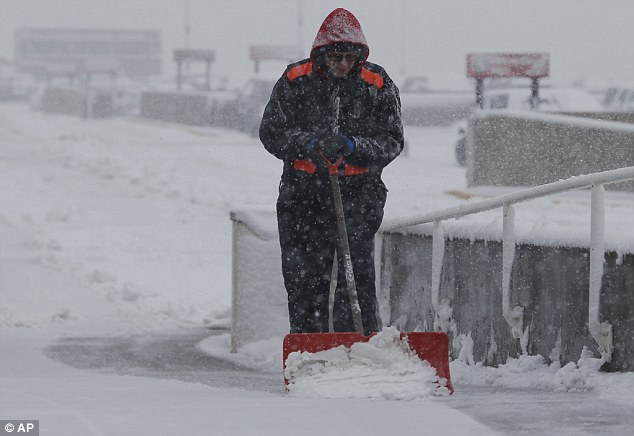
[283,327,449,400]
[203,329,634,407]
[450,346,634,406]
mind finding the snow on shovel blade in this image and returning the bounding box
[282,330,453,394]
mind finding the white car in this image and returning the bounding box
[227,75,277,136]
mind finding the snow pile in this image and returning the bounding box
[200,328,634,410]
[284,327,449,400]
[450,345,634,404]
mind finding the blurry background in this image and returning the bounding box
[1,0,633,143]
[2,0,633,86]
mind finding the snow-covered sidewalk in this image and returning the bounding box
[1,102,633,435]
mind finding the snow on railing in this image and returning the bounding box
[385,166,634,362]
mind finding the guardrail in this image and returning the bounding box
[385,166,634,362]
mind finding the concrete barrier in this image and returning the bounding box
[379,230,634,371]
[38,85,116,118]
[467,111,634,192]
[39,86,84,115]
[139,90,211,126]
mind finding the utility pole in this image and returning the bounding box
[400,1,406,77]
[184,0,192,75]
[297,0,304,58]
[184,0,191,49]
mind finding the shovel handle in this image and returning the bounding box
[320,152,364,334]
[318,151,344,176]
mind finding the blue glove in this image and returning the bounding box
[305,135,319,153]
[336,135,355,155]
[309,134,355,160]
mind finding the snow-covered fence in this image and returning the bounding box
[229,209,288,352]
[382,166,634,367]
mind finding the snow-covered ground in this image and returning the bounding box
[1,102,633,435]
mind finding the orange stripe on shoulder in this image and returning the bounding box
[287,61,314,81]
[361,67,384,89]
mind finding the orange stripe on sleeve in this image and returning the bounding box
[343,164,369,176]
[293,159,317,173]
[361,67,384,89]
[287,61,314,81]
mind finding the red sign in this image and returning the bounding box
[467,53,549,79]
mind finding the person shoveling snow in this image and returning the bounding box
[261,7,452,390]
[259,7,404,336]
[284,327,451,400]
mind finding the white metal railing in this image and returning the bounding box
[385,166,634,361]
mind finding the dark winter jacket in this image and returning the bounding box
[259,8,403,206]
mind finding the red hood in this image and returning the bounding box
[310,8,369,62]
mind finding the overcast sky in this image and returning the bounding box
[2,0,633,88]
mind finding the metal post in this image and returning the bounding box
[530,78,540,109]
[230,218,239,353]
[589,184,612,361]
[176,61,183,91]
[184,0,191,49]
[81,72,91,119]
[502,203,523,339]
[475,78,484,109]
[431,220,448,332]
[205,60,211,91]
[431,220,444,314]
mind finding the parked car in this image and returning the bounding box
[30,77,143,118]
[229,75,277,136]
[397,74,473,127]
[0,71,37,101]
[400,76,428,93]
[602,86,634,111]
[208,88,241,128]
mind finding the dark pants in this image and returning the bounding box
[276,175,385,335]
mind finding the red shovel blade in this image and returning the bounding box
[283,331,453,394]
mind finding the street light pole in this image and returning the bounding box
[400,1,406,77]
[184,0,191,49]
[297,0,304,58]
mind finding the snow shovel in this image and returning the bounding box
[282,152,454,393]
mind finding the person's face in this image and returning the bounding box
[325,51,359,78]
